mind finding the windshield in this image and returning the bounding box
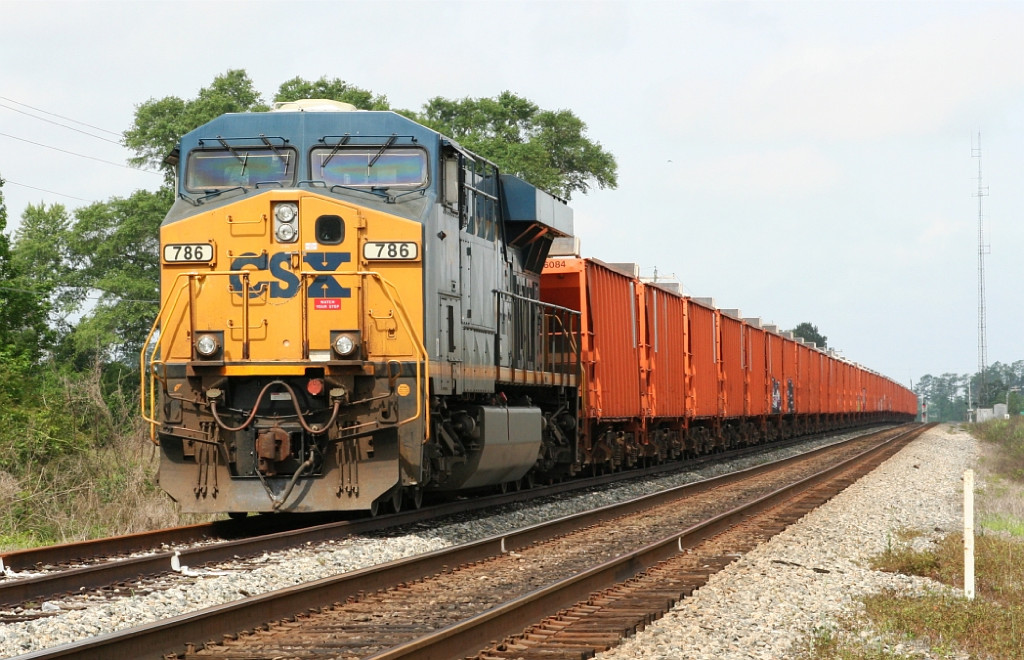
[185,148,296,191]
[312,147,428,188]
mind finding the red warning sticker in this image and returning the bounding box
[314,299,342,310]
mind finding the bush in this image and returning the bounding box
[0,359,200,551]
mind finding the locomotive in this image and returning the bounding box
[142,99,916,515]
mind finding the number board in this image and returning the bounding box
[164,243,214,263]
[362,241,419,261]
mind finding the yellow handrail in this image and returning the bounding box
[140,272,196,442]
[141,268,430,443]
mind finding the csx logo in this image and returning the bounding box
[230,252,352,299]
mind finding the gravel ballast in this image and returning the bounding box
[597,424,976,660]
[0,425,973,658]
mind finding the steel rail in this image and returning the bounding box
[0,424,898,608]
[12,424,924,659]
[370,423,930,659]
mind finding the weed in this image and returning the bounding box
[801,422,1024,659]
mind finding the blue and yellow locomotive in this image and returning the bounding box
[143,99,580,514]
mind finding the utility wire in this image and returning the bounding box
[2,179,95,203]
[0,131,160,175]
[0,95,122,136]
[0,100,124,145]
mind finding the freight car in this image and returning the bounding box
[142,99,916,515]
[540,254,917,470]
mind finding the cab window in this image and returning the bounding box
[311,147,428,188]
[185,148,296,191]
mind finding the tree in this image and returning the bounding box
[414,91,617,200]
[123,72,617,201]
[0,177,50,363]
[914,372,969,422]
[12,202,73,331]
[123,69,268,184]
[789,322,827,348]
[275,76,389,110]
[63,187,172,363]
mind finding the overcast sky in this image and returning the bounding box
[2,0,1023,389]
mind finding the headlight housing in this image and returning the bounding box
[331,331,360,358]
[194,332,222,359]
[274,202,298,223]
[275,222,297,242]
[273,202,299,243]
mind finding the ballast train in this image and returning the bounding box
[142,99,916,515]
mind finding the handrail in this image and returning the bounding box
[141,267,430,444]
[494,289,580,379]
[301,269,430,440]
[141,272,198,442]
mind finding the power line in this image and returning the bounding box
[0,99,123,145]
[2,179,95,203]
[0,131,160,175]
[0,95,122,136]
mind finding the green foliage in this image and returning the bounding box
[980,513,1024,537]
[0,178,52,362]
[0,360,187,550]
[12,202,72,340]
[918,361,1024,418]
[971,417,1024,482]
[806,532,1024,659]
[871,540,939,576]
[789,322,827,348]
[414,91,618,199]
[64,187,171,363]
[863,592,1023,659]
[123,69,268,183]
[0,359,86,468]
[914,373,968,422]
[275,76,389,110]
[123,73,616,201]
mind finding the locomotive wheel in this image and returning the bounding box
[405,486,424,510]
[367,498,380,517]
[389,485,403,514]
[520,473,535,490]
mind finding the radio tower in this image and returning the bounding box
[973,133,989,409]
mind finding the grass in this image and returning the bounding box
[0,368,207,552]
[800,422,1024,660]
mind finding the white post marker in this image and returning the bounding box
[964,468,975,600]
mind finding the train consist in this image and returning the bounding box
[142,99,917,515]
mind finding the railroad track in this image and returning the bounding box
[0,425,878,613]
[12,423,929,659]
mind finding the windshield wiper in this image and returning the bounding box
[328,183,390,201]
[259,134,288,165]
[322,134,351,168]
[216,137,246,165]
[197,186,248,204]
[368,134,397,168]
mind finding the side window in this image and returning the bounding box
[463,156,498,241]
[443,152,460,214]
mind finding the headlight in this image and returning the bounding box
[195,333,220,358]
[275,222,297,242]
[333,333,357,357]
[274,202,298,223]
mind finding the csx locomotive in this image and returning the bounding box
[142,99,916,515]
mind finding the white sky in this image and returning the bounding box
[2,0,1023,388]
